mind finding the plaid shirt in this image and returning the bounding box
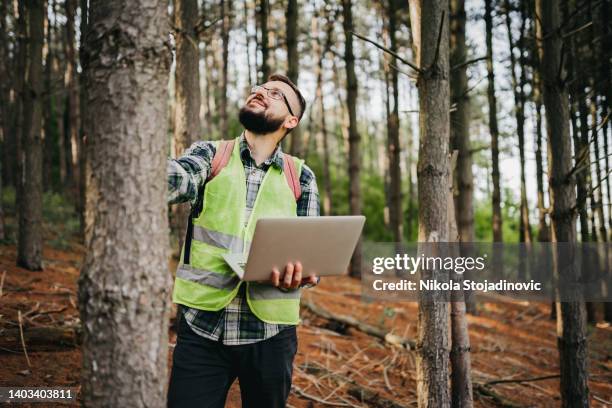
[168,134,320,345]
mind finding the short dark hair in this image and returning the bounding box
[267,73,306,121]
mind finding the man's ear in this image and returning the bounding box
[284,116,299,131]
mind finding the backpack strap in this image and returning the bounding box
[283,153,302,201]
[208,139,235,181]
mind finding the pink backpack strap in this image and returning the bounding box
[283,153,302,201]
[207,140,235,181]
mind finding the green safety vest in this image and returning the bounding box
[172,137,304,324]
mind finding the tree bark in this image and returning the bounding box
[450,0,473,245]
[257,0,270,83]
[536,0,589,406]
[342,0,362,278]
[79,0,88,240]
[313,7,333,216]
[408,0,451,406]
[286,0,303,157]
[173,0,201,256]
[79,0,172,405]
[484,0,502,242]
[0,0,10,239]
[220,0,231,137]
[17,0,45,271]
[448,152,473,408]
[505,1,532,245]
[65,0,81,221]
[386,0,402,243]
[0,0,14,190]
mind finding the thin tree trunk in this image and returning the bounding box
[313,7,332,215]
[243,0,253,87]
[78,0,88,240]
[505,1,532,245]
[590,99,607,242]
[485,0,502,242]
[0,0,15,190]
[286,0,302,157]
[0,0,10,239]
[258,0,270,82]
[536,1,589,406]
[342,0,362,278]
[173,0,201,256]
[532,35,548,243]
[386,0,402,243]
[65,0,81,218]
[18,0,45,271]
[448,154,473,408]
[408,0,451,406]
[79,0,172,405]
[220,0,231,137]
[42,3,55,191]
[450,0,473,245]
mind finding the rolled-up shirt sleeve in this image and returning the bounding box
[167,141,216,207]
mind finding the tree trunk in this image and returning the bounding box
[536,0,589,406]
[386,0,402,243]
[220,0,231,137]
[65,0,81,221]
[342,0,362,278]
[505,1,532,245]
[0,0,10,239]
[79,0,88,240]
[450,0,473,245]
[0,0,15,190]
[531,25,549,243]
[484,0,502,242]
[590,99,607,242]
[286,0,302,157]
[43,3,55,191]
[243,1,253,87]
[448,151,473,408]
[313,7,333,215]
[173,0,201,257]
[79,0,172,405]
[18,0,45,271]
[408,0,451,406]
[258,0,270,83]
[13,0,26,228]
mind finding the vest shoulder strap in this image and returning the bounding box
[208,139,235,180]
[282,153,302,201]
[207,139,302,201]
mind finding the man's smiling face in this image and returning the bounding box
[239,80,301,135]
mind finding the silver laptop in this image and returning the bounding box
[223,216,365,281]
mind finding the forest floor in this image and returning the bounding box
[0,206,611,407]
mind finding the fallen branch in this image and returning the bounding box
[0,270,5,297]
[17,311,31,367]
[302,362,409,408]
[0,326,81,353]
[485,374,560,386]
[473,383,526,408]
[292,384,350,407]
[302,300,415,350]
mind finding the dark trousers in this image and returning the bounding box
[167,309,298,408]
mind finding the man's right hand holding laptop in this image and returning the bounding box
[270,261,319,289]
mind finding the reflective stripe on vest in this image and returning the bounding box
[192,225,247,253]
[172,136,304,324]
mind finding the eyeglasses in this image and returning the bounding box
[250,85,296,117]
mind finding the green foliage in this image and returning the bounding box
[474,190,520,242]
[1,186,80,248]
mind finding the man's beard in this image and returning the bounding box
[238,105,285,134]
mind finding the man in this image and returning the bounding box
[166,73,319,408]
